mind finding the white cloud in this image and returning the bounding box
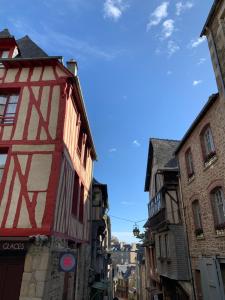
[193,80,203,86]
[147,2,169,30]
[167,40,180,56]
[104,0,128,21]
[112,231,137,243]
[109,148,117,152]
[133,140,141,147]
[176,1,193,16]
[190,36,206,48]
[197,58,206,65]
[162,19,175,38]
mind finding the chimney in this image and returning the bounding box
[66,59,78,76]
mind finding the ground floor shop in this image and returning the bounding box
[0,237,90,300]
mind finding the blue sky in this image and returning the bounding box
[0,0,217,243]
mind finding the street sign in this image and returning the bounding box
[59,252,76,272]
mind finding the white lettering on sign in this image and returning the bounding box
[2,242,25,250]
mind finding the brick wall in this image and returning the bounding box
[177,95,225,271]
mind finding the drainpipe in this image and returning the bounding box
[177,166,197,300]
[206,26,225,97]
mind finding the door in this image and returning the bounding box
[0,254,25,300]
[199,257,225,300]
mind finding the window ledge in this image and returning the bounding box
[203,155,217,170]
[0,123,14,126]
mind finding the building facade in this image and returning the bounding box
[90,179,112,300]
[144,138,192,300]
[0,29,96,300]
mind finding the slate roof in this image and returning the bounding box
[144,138,180,192]
[16,35,48,58]
[0,29,48,58]
[0,28,12,38]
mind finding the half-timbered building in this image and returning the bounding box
[144,138,192,300]
[0,28,97,300]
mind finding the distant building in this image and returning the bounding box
[144,138,192,299]
[0,29,97,300]
[90,178,112,300]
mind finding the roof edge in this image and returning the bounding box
[201,0,221,36]
[175,93,219,154]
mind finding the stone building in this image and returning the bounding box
[174,1,225,299]
[0,29,97,300]
[144,138,192,300]
[90,178,112,300]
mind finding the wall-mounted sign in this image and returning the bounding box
[59,252,76,272]
[0,241,27,251]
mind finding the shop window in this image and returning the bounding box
[0,93,19,124]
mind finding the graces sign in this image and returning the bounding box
[0,242,27,251]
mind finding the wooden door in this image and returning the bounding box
[0,254,25,300]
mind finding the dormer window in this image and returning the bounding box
[0,50,9,58]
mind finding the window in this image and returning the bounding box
[165,234,169,257]
[192,200,203,235]
[185,148,194,178]
[79,184,84,223]
[0,50,9,58]
[72,172,80,217]
[83,144,88,168]
[0,93,19,124]
[200,125,216,161]
[211,187,225,229]
[159,236,162,257]
[0,150,8,181]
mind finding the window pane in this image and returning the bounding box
[1,51,9,58]
[0,154,7,168]
[0,96,7,105]
[0,169,3,182]
[214,188,225,224]
[9,95,19,104]
[6,103,17,114]
[0,105,5,115]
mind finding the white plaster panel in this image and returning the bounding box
[2,126,12,140]
[27,154,52,191]
[35,192,47,227]
[0,159,14,226]
[42,66,55,81]
[13,87,30,140]
[40,127,47,140]
[17,197,32,228]
[31,86,40,101]
[5,173,21,228]
[40,86,50,121]
[48,85,60,139]
[28,105,39,140]
[18,155,28,175]
[12,144,55,152]
[4,68,19,83]
[19,68,29,82]
[55,66,68,77]
[31,67,42,82]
